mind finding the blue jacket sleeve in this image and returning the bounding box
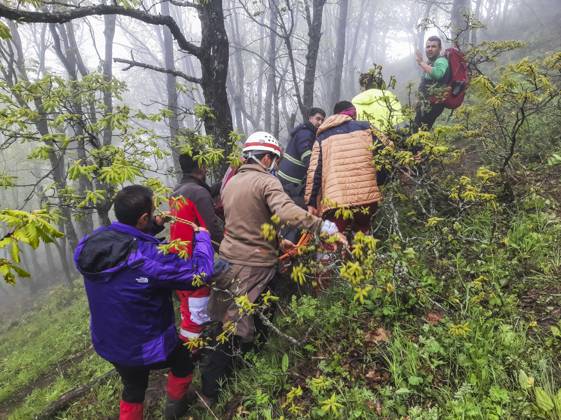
[141,231,215,290]
[295,130,314,167]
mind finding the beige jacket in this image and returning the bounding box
[304,114,382,216]
[219,163,322,267]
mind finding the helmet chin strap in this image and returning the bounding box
[250,154,277,173]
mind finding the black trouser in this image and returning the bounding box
[112,342,194,403]
[200,335,256,398]
[280,181,306,243]
[201,293,276,398]
[413,101,445,133]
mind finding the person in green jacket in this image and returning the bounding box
[413,35,450,132]
[352,65,405,131]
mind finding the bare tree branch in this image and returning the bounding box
[114,57,202,84]
[0,3,201,57]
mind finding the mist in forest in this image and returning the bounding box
[1,0,560,319]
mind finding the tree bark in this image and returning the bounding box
[227,0,248,133]
[49,23,95,235]
[197,0,233,159]
[344,1,368,95]
[161,0,182,181]
[302,0,327,114]
[102,13,116,147]
[451,0,471,49]
[329,0,348,111]
[471,0,481,45]
[264,3,278,132]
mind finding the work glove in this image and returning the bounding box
[320,220,339,236]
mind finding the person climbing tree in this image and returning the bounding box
[74,185,214,420]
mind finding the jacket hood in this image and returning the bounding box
[74,223,152,281]
[289,121,315,137]
[352,89,390,106]
[316,114,352,136]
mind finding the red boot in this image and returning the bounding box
[164,372,193,419]
[119,400,143,420]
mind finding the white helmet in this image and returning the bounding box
[242,131,282,159]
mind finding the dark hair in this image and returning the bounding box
[179,152,201,174]
[427,36,442,48]
[114,185,153,226]
[333,100,354,114]
[306,107,326,119]
[359,64,385,90]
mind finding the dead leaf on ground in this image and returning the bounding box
[365,327,390,344]
[365,369,389,384]
[426,311,444,325]
[366,399,383,415]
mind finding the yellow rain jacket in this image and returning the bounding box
[352,89,405,131]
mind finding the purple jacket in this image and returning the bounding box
[74,222,214,366]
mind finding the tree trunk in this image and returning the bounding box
[451,0,471,49]
[49,23,95,236]
[44,243,58,284]
[329,0,348,110]
[197,0,233,162]
[344,1,368,95]
[471,0,482,45]
[418,2,433,53]
[6,21,80,250]
[302,0,327,115]
[161,0,182,181]
[264,3,278,132]
[54,239,74,286]
[103,14,116,146]
[255,11,266,130]
[227,0,248,133]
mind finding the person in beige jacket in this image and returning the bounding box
[201,131,339,403]
[305,100,389,234]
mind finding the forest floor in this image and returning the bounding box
[1,165,561,419]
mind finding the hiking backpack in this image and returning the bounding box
[431,47,469,109]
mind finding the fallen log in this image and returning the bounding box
[36,369,117,419]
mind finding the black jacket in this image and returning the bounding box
[173,175,224,250]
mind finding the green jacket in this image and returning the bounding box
[352,88,405,131]
[423,56,449,82]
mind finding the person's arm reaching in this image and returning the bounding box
[265,177,323,232]
[143,230,215,290]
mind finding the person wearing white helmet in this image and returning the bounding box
[199,131,339,404]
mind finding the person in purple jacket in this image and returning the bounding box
[74,185,214,420]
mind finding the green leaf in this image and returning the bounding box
[408,376,423,386]
[281,353,289,373]
[550,325,561,338]
[518,370,532,390]
[0,22,12,40]
[535,387,554,412]
[10,239,20,264]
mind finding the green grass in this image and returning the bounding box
[0,284,115,419]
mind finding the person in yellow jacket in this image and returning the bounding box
[352,66,405,131]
